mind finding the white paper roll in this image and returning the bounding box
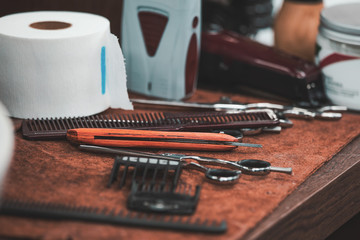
[0,11,133,118]
[0,101,13,193]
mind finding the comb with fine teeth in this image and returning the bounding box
[0,198,227,233]
[21,109,279,140]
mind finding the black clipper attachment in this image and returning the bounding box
[108,156,183,190]
[127,181,201,215]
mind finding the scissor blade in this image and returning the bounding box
[131,99,216,109]
[131,98,247,111]
[78,144,181,161]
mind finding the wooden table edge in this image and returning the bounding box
[242,134,360,240]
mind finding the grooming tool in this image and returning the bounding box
[67,128,262,151]
[185,162,241,184]
[108,156,182,189]
[22,110,279,140]
[127,181,201,215]
[198,30,326,105]
[80,145,242,184]
[131,98,346,120]
[235,159,292,175]
[79,145,292,176]
[121,0,201,100]
[0,199,227,233]
[161,153,292,175]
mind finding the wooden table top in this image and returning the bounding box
[0,89,359,240]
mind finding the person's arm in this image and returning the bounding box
[273,0,323,62]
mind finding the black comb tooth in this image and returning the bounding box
[112,114,121,128]
[117,209,124,216]
[95,115,103,128]
[152,112,161,125]
[83,116,90,128]
[121,114,130,127]
[150,166,159,190]
[108,208,116,216]
[87,116,94,128]
[64,117,71,129]
[125,212,132,218]
[127,113,135,127]
[131,160,141,184]
[160,163,170,190]
[139,159,150,189]
[226,115,233,122]
[232,114,240,121]
[70,117,77,129]
[101,115,108,128]
[33,119,40,131]
[99,115,107,128]
[91,207,99,214]
[138,113,146,126]
[91,115,98,127]
[176,216,184,223]
[147,113,156,126]
[54,118,62,130]
[72,117,79,128]
[38,118,45,131]
[27,119,36,132]
[202,219,208,226]
[124,113,133,127]
[108,157,121,188]
[144,113,152,126]
[47,118,54,130]
[41,118,49,131]
[185,217,192,224]
[193,218,201,225]
[101,207,108,215]
[106,115,115,128]
[119,163,129,189]
[112,114,121,127]
[78,117,85,128]
[153,112,161,124]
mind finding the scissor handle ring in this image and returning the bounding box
[237,159,271,175]
[205,169,241,184]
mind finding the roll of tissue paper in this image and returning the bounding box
[0,101,13,192]
[0,11,132,119]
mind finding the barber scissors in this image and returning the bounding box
[79,145,292,184]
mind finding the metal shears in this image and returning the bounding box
[79,145,292,184]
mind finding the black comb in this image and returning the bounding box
[0,199,227,234]
[108,156,183,190]
[21,110,279,140]
[127,181,201,215]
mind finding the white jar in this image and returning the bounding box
[316,3,360,111]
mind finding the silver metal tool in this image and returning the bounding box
[79,145,292,182]
[131,98,346,120]
[161,153,292,175]
[79,145,241,184]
